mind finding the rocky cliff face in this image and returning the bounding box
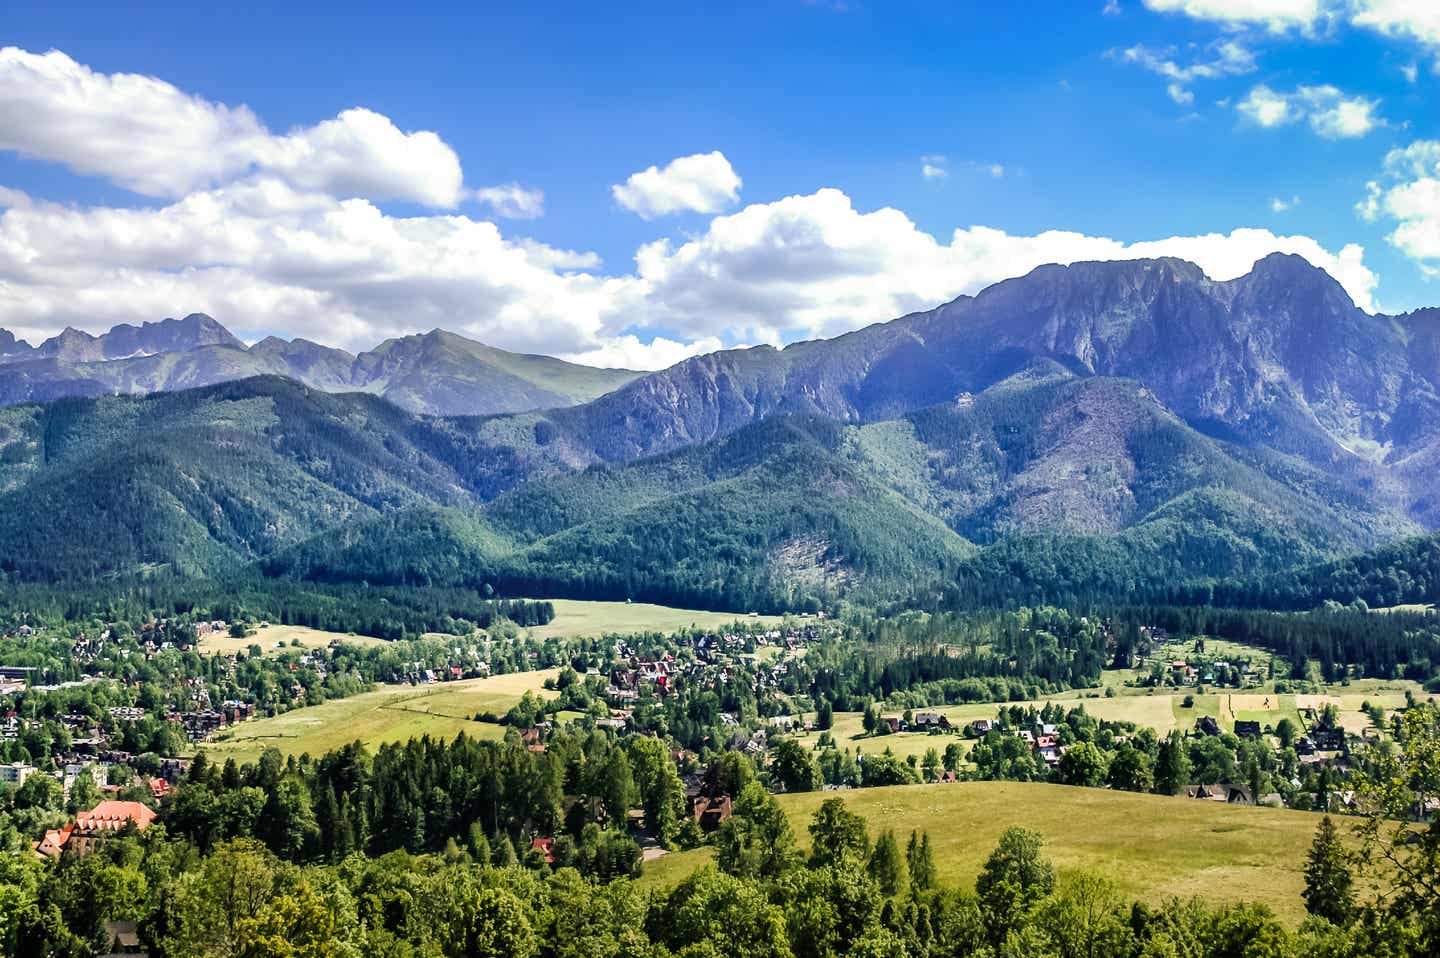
[510,254,1439,526]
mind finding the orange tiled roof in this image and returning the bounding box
[73,800,157,832]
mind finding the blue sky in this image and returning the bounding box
[1,1,1438,367]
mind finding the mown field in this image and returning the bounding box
[204,668,560,762]
[641,780,1338,924]
[520,598,784,640]
[198,623,390,656]
[809,664,1424,763]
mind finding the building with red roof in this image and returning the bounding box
[34,800,157,859]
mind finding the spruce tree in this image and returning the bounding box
[1303,816,1354,925]
[868,830,907,896]
[1155,731,1191,796]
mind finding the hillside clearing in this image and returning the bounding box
[642,780,1337,924]
[521,598,784,640]
[198,623,389,656]
[204,668,559,762]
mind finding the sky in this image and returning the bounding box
[1,0,1439,368]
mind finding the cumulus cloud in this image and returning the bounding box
[624,188,1377,346]
[1141,0,1440,52]
[472,184,545,219]
[0,47,1384,372]
[1349,2,1440,50]
[1141,0,1329,32]
[1359,141,1440,273]
[611,151,742,218]
[1237,83,1381,137]
[921,155,948,179]
[0,47,465,207]
[1270,195,1301,212]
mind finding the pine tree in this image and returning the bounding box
[1154,731,1191,796]
[906,830,936,892]
[1303,816,1354,925]
[468,821,491,864]
[494,833,520,868]
[868,830,908,897]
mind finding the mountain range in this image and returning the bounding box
[2,252,1437,610]
[0,316,640,416]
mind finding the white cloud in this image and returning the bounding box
[1237,85,1295,126]
[1349,2,1440,50]
[1401,61,1419,83]
[611,151,742,219]
[0,47,1384,373]
[1141,0,1329,31]
[625,189,1377,346]
[1270,195,1301,211]
[1119,40,1257,82]
[0,183,1377,365]
[1104,0,1123,15]
[1237,83,1381,137]
[472,184,545,219]
[1117,40,1255,105]
[1141,0,1440,52]
[1359,141,1440,272]
[0,48,465,207]
[1168,83,1197,104]
[921,155,948,179]
[560,334,725,370]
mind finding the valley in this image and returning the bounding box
[6,256,1440,957]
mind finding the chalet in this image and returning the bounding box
[968,719,998,737]
[1310,728,1346,752]
[531,838,556,865]
[912,711,950,730]
[1184,783,1254,805]
[692,794,733,831]
[1234,721,1262,739]
[1195,716,1222,737]
[881,716,901,734]
[103,920,144,955]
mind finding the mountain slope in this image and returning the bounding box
[474,255,1435,527]
[0,318,640,416]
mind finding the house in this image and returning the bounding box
[692,794,733,831]
[968,719,998,737]
[881,716,901,734]
[34,800,157,858]
[1234,721,1262,739]
[103,920,145,955]
[912,711,950,730]
[1184,784,1253,805]
[0,761,36,786]
[531,838,556,865]
[1311,728,1346,752]
[1196,716,1222,737]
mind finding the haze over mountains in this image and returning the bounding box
[0,316,641,416]
[3,252,1439,609]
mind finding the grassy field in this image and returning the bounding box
[816,680,1420,762]
[641,780,1338,923]
[198,624,390,656]
[521,599,784,640]
[204,668,560,762]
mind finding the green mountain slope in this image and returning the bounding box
[0,371,1420,610]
